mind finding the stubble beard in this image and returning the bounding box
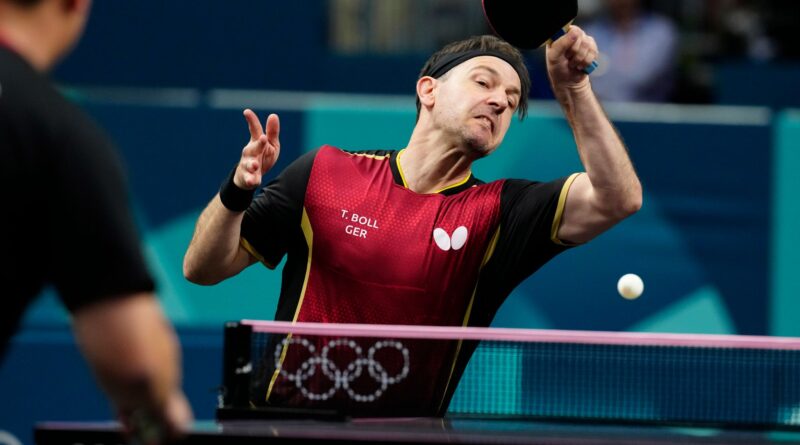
[436,111,493,159]
[460,124,493,159]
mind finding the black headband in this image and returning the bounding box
[425,49,523,82]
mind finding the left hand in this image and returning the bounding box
[545,26,598,92]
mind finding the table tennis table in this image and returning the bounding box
[34,417,800,444]
[37,321,800,444]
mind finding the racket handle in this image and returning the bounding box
[550,28,598,75]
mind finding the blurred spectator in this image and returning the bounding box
[328,0,487,54]
[708,0,775,61]
[584,0,678,102]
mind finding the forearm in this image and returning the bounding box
[72,294,190,431]
[556,84,642,215]
[183,194,249,285]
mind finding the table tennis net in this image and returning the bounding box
[221,321,800,429]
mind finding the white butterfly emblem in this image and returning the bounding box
[432,226,468,251]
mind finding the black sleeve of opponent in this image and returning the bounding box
[240,148,320,268]
[47,105,156,312]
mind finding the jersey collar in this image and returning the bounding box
[389,150,482,196]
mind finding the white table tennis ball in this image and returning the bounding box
[617,273,644,300]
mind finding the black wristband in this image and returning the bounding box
[219,167,255,212]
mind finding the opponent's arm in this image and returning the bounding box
[546,26,642,244]
[72,292,192,443]
[183,109,280,285]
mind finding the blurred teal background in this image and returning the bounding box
[1,1,799,444]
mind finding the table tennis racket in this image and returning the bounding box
[482,0,598,74]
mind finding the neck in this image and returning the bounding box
[400,125,476,194]
[0,8,60,71]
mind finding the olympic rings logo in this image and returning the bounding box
[274,337,410,402]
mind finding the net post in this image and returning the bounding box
[221,321,253,409]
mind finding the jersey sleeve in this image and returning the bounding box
[46,109,156,312]
[489,174,581,290]
[240,148,319,268]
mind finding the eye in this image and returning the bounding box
[476,79,489,88]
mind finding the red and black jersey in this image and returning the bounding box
[241,146,578,415]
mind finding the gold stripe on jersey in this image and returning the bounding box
[265,207,315,402]
[240,237,276,269]
[292,207,315,322]
[434,172,473,194]
[437,225,502,413]
[397,148,474,193]
[347,151,391,160]
[551,172,582,246]
[396,149,410,187]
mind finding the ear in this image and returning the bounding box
[416,76,437,110]
[61,0,90,14]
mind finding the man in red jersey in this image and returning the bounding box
[184,31,641,415]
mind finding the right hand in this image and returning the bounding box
[235,109,281,190]
[119,390,193,445]
[545,26,596,94]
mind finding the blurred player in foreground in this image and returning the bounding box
[0,0,192,440]
[185,28,642,414]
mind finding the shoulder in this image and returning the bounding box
[1,50,121,186]
[1,49,60,132]
[1,50,113,158]
[500,176,578,206]
[1,49,80,126]
[311,145,396,169]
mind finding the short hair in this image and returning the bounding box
[416,35,530,121]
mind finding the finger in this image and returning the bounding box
[565,30,586,60]
[570,24,588,39]
[126,408,165,445]
[261,143,281,175]
[243,109,263,142]
[163,392,193,440]
[237,165,261,188]
[243,172,261,188]
[548,26,581,59]
[572,43,591,70]
[576,36,598,72]
[265,113,281,148]
[243,157,259,173]
[241,134,267,158]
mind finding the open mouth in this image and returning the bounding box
[475,115,494,133]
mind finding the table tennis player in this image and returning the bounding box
[184,30,641,415]
[0,0,191,441]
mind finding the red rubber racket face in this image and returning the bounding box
[482,0,578,49]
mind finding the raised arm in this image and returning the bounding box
[546,26,642,244]
[183,109,281,285]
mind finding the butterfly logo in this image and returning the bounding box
[433,226,468,251]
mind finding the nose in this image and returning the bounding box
[487,89,508,114]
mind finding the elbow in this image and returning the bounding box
[604,183,642,220]
[622,191,643,217]
[618,183,643,217]
[183,258,221,286]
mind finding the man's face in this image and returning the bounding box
[431,55,521,157]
